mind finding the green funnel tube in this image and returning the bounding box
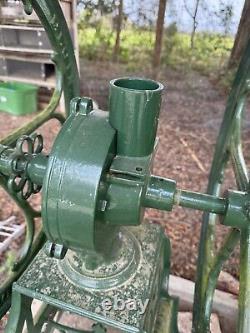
[109,77,164,157]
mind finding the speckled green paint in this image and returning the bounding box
[14,224,170,332]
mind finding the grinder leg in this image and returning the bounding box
[5,291,33,333]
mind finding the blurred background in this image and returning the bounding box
[77,0,246,85]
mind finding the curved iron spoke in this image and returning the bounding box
[230,95,249,191]
[238,228,250,333]
[0,228,45,317]
[193,37,250,333]
[231,142,249,191]
[0,70,63,318]
[22,0,80,116]
[0,0,79,321]
[200,228,240,329]
[52,112,66,125]
[0,175,37,271]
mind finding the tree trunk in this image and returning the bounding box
[228,0,250,68]
[113,0,123,62]
[152,0,167,76]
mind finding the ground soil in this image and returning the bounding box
[0,60,249,331]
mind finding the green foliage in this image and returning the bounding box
[162,30,233,73]
[78,26,154,64]
[78,22,234,81]
[77,0,115,15]
[79,24,114,60]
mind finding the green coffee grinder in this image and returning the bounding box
[5,78,178,333]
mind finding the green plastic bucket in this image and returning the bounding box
[0,81,38,116]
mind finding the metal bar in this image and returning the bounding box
[0,149,48,186]
[0,0,77,321]
[46,320,91,333]
[193,37,250,333]
[4,291,31,333]
[27,0,80,116]
[144,176,227,215]
[198,87,249,330]
[202,228,240,330]
[0,229,46,318]
[231,139,249,189]
[174,189,226,215]
[27,154,48,186]
[238,228,250,333]
[0,145,15,175]
[0,176,36,271]
[1,154,229,216]
[230,96,249,191]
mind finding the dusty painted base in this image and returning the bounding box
[59,227,141,290]
[13,223,171,332]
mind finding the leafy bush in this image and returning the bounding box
[162,31,234,75]
[78,26,154,64]
[78,21,234,79]
[78,24,114,61]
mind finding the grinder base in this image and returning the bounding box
[9,224,176,332]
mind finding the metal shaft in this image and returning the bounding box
[238,228,250,333]
[0,144,47,186]
[144,176,227,215]
[174,189,227,215]
[0,147,228,216]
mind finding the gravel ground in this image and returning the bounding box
[0,60,249,331]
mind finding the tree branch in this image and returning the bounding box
[183,0,201,48]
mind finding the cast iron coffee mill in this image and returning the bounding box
[0,1,250,333]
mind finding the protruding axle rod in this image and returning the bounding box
[144,176,227,215]
[0,145,228,216]
[0,143,47,186]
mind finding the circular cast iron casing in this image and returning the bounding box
[42,77,165,252]
[42,109,116,252]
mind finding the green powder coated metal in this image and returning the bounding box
[104,182,144,226]
[2,1,250,332]
[222,190,250,228]
[144,176,176,211]
[193,37,250,333]
[26,0,80,115]
[26,154,48,186]
[0,69,247,332]
[109,77,164,157]
[42,107,116,252]
[0,146,13,176]
[7,224,174,333]
[144,176,227,215]
[0,146,47,186]
[176,189,227,215]
[0,0,78,316]
[238,228,250,333]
